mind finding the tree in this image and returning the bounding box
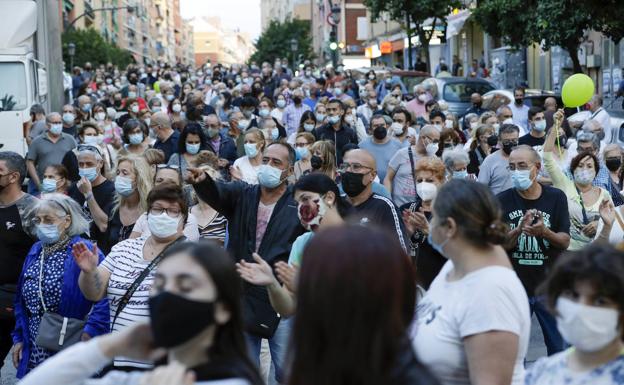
[249,19,315,66]
[474,0,624,74]
[363,0,462,72]
[61,28,135,70]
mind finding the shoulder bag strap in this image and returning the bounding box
[112,236,186,328]
[38,250,48,314]
[408,146,418,193]
[574,185,590,224]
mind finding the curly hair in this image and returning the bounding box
[414,156,446,183]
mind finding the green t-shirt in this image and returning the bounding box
[288,231,314,267]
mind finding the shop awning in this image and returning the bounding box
[446,9,471,39]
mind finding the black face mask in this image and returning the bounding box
[486,134,498,147]
[341,171,368,197]
[514,97,523,105]
[311,155,323,170]
[293,96,302,105]
[373,126,387,140]
[502,141,517,155]
[473,102,482,108]
[557,135,568,148]
[149,291,216,348]
[606,158,622,172]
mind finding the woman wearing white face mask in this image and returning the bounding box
[411,179,530,385]
[293,132,315,181]
[72,184,188,371]
[399,156,448,289]
[40,165,70,195]
[167,123,208,176]
[287,111,317,146]
[231,129,265,184]
[271,94,288,124]
[168,97,185,123]
[526,243,624,385]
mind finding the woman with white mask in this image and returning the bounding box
[525,243,624,385]
[231,129,265,184]
[72,184,188,371]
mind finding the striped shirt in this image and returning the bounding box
[100,236,153,369]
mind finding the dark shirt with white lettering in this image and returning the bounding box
[0,194,36,285]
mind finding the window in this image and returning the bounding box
[0,62,28,111]
[443,82,494,102]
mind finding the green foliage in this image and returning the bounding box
[363,0,461,71]
[249,19,315,65]
[0,95,16,111]
[61,28,135,70]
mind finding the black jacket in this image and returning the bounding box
[313,123,359,165]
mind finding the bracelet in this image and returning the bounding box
[85,192,94,201]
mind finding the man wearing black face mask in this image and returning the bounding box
[507,87,530,134]
[463,93,487,131]
[359,115,403,181]
[478,124,519,195]
[340,149,407,249]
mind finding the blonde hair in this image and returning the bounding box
[310,140,336,177]
[113,155,153,213]
[470,124,495,151]
[244,128,267,153]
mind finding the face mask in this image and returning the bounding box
[172,104,182,113]
[315,113,326,122]
[311,155,323,170]
[416,181,437,201]
[334,88,343,96]
[452,170,468,179]
[426,143,439,156]
[556,297,620,353]
[106,78,113,84]
[152,106,162,113]
[166,94,175,101]
[515,97,523,105]
[244,143,258,158]
[129,133,144,145]
[276,100,286,108]
[128,91,137,99]
[41,178,58,193]
[341,171,368,197]
[303,123,315,132]
[271,128,279,140]
[359,89,368,98]
[368,99,378,108]
[493,123,500,132]
[130,105,140,114]
[606,158,622,172]
[433,124,442,132]
[328,115,340,125]
[511,169,533,191]
[186,143,201,155]
[391,122,404,136]
[344,115,355,125]
[257,164,284,188]
[49,124,63,135]
[445,120,454,129]
[79,167,98,182]
[486,134,498,147]
[557,135,568,148]
[62,113,75,125]
[293,96,302,104]
[259,108,270,118]
[295,146,309,160]
[242,110,253,119]
[83,135,99,146]
[148,212,180,238]
[418,94,427,102]
[373,126,387,140]
[36,224,62,244]
[533,120,546,132]
[237,119,250,130]
[502,141,517,155]
[368,74,376,80]
[82,104,91,112]
[114,175,134,196]
[574,168,595,185]
[503,118,514,125]
[427,230,449,256]
[386,105,395,113]
[298,196,328,231]
[95,112,106,121]
[149,291,216,348]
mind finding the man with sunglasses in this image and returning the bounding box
[68,145,115,253]
[478,123,520,195]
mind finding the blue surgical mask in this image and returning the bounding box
[49,124,63,135]
[128,91,137,99]
[328,115,340,125]
[36,224,61,244]
[534,120,547,132]
[452,170,468,179]
[82,104,91,112]
[271,128,279,140]
[79,167,98,182]
[276,100,286,108]
[259,108,270,118]
[295,147,309,161]
[244,143,258,158]
[114,175,134,196]
[257,164,283,188]
[62,113,75,124]
[511,170,533,191]
[83,135,98,145]
[41,178,58,193]
[186,143,201,155]
[427,231,449,257]
[303,123,315,132]
[315,113,326,122]
[129,133,144,145]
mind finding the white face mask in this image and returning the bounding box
[147,212,180,239]
[426,142,439,156]
[445,119,454,129]
[503,118,514,125]
[416,182,438,201]
[391,122,404,136]
[556,297,621,352]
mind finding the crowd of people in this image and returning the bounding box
[0,58,622,385]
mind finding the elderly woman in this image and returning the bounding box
[400,156,447,289]
[12,194,109,378]
[443,148,477,181]
[73,184,189,371]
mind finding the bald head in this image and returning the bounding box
[151,112,172,129]
[544,97,557,111]
[470,93,482,105]
[344,149,376,171]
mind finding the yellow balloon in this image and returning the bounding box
[561,73,594,108]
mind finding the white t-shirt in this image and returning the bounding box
[411,261,530,385]
[233,156,260,184]
[132,212,200,241]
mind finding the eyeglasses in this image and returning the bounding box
[423,136,440,144]
[338,162,373,173]
[32,215,67,226]
[77,145,102,157]
[156,164,180,170]
[294,142,310,148]
[507,162,534,171]
[149,207,181,218]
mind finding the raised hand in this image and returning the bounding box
[599,199,616,227]
[72,242,99,273]
[229,165,243,181]
[236,253,278,287]
[184,167,207,184]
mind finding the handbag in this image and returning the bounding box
[242,285,281,339]
[0,284,17,320]
[35,250,85,351]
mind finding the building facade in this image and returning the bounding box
[191,16,254,66]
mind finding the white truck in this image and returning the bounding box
[0,0,63,157]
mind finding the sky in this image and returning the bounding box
[180,0,262,40]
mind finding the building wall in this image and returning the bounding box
[192,16,253,67]
[260,0,294,31]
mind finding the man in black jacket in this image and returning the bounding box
[314,98,359,165]
[188,141,304,384]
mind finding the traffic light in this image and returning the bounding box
[329,30,338,51]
